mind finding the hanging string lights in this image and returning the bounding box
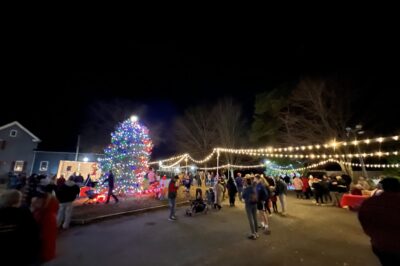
[149,133,399,169]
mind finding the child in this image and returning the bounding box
[206,187,215,208]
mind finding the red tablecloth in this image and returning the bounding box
[340,194,369,208]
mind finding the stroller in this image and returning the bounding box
[186,188,208,216]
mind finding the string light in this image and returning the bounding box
[269,159,400,173]
[150,133,400,166]
[215,150,399,159]
[171,159,400,173]
[148,154,187,165]
[159,155,187,169]
[198,163,265,170]
[186,149,217,164]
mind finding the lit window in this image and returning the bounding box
[40,161,49,171]
[14,161,24,172]
[10,130,18,137]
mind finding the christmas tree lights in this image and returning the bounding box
[97,116,153,195]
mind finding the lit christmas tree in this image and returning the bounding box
[97,115,153,195]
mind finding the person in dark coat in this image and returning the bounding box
[242,177,259,240]
[22,174,39,208]
[0,189,41,265]
[266,176,275,187]
[341,174,352,191]
[102,170,119,204]
[275,177,288,214]
[56,177,80,229]
[74,173,84,186]
[358,177,400,265]
[227,176,238,207]
[312,178,324,205]
[235,172,244,202]
[57,174,66,187]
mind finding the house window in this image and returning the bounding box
[39,161,49,171]
[10,130,18,137]
[14,161,24,172]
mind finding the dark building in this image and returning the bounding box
[0,121,41,182]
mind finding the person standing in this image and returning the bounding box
[31,185,59,263]
[235,172,244,202]
[214,178,224,210]
[195,172,201,187]
[312,178,324,205]
[226,175,238,207]
[220,174,227,200]
[147,167,156,184]
[242,177,259,240]
[57,174,66,187]
[329,176,339,207]
[358,177,400,265]
[321,176,332,203]
[301,176,311,199]
[168,175,179,221]
[255,175,271,234]
[0,189,41,265]
[74,173,84,187]
[56,177,80,229]
[271,189,278,213]
[102,170,119,204]
[275,177,288,215]
[293,176,303,199]
[22,174,39,208]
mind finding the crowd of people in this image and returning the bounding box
[167,171,290,240]
[289,173,388,208]
[2,168,398,265]
[0,172,81,265]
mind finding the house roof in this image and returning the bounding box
[0,121,41,142]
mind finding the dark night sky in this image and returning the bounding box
[2,34,400,159]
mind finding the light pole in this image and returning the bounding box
[346,124,368,178]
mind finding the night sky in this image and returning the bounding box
[2,35,399,159]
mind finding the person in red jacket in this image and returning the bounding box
[32,185,59,263]
[301,176,311,199]
[358,177,400,265]
[168,175,180,221]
